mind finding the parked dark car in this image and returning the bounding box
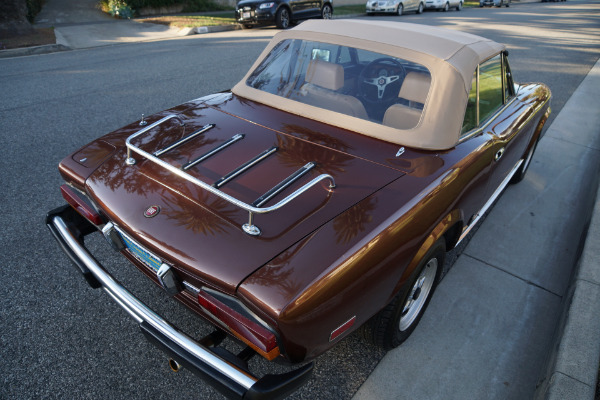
[47,20,551,400]
[235,0,332,29]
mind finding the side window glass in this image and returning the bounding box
[336,46,351,64]
[478,55,503,123]
[461,71,478,135]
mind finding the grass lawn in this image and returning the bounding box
[138,14,237,27]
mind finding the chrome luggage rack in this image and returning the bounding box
[125,114,336,236]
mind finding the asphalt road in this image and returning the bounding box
[1,1,599,399]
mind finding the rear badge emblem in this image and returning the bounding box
[144,205,160,218]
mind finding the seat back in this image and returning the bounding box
[301,60,368,120]
[383,72,431,129]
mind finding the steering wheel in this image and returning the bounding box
[358,58,406,105]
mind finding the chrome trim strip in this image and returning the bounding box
[125,118,336,235]
[253,162,315,207]
[183,281,201,295]
[457,159,523,245]
[214,146,278,189]
[154,124,215,157]
[51,216,257,390]
[183,134,244,171]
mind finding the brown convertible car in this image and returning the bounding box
[47,20,551,399]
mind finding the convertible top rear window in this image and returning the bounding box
[246,39,432,130]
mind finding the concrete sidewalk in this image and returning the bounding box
[33,0,213,49]
[353,58,600,400]
[535,58,600,400]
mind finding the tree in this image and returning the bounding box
[0,0,34,39]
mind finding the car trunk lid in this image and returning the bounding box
[86,103,404,294]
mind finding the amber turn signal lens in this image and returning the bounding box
[197,290,280,361]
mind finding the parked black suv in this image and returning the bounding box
[235,0,333,29]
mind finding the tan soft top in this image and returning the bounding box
[232,20,505,150]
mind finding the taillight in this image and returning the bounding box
[60,184,103,225]
[197,290,280,361]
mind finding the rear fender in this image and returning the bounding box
[392,209,462,294]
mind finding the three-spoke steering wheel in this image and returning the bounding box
[358,58,406,104]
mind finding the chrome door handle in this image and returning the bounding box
[495,147,505,162]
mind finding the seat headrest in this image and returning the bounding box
[399,72,431,104]
[305,60,344,91]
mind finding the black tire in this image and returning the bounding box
[456,1,462,10]
[397,4,403,15]
[417,2,424,13]
[242,24,253,29]
[443,2,449,11]
[321,3,333,19]
[275,7,290,29]
[361,240,445,349]
[511,137,538,184]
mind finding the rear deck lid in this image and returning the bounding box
[86,102,404,293]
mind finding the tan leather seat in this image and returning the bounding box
[383,72,431,130]
[300,60,368,120]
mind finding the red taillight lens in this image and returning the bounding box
[329,316,356,342]
[60,184,103,225]
[198,290,280,360]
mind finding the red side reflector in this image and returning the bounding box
[60,184,103,225]
[330,316,356,342]
[198,290,280,360]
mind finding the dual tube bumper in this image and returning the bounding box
[46,205,313,400]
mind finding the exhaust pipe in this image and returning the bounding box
[168,358,182,373]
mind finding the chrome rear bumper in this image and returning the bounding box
[46,205,313,400]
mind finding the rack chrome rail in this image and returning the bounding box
[124,114,336,236]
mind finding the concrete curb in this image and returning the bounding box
[0,23,243,58]
[535,57,600,400]
[542,185,600,399]
[0,43,70,59]
[191,24,242,34]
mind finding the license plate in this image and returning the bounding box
[119,230,162,272]
[243,12,251,18]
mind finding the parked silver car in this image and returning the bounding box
[480,0,510,6]
[366,0,424,15]
[425,0,462,11]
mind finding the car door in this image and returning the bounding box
[456,52,535,226]
[289,0,313,18]
[477,54,535,199]
[404,0,418,11]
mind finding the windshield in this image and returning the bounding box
[246,39,431,129]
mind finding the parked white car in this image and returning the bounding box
[366,0,425,15]
[425,0,462,11]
